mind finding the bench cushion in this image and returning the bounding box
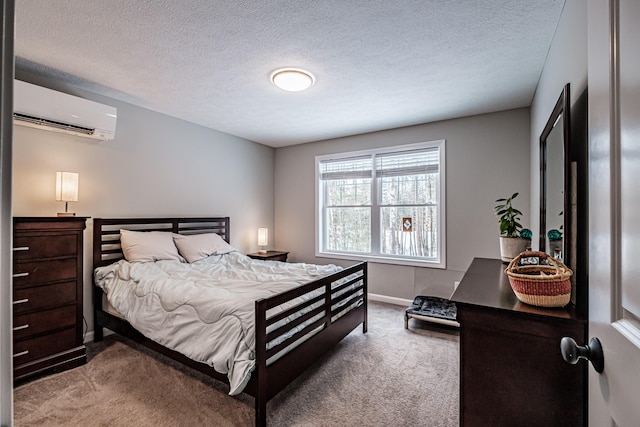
[406,296,457,321]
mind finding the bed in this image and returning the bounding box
[92,217,367,426]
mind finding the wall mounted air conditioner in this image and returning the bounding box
[13,80,117,141]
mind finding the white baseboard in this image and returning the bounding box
[368,293,413,307]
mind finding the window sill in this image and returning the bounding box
[315,251,445,269]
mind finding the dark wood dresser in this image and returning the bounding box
[12,217,88,382]
[450,257,586,427]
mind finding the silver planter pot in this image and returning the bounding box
[499,236,531,263]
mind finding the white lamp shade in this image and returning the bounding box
[257,228,269,246]
[55,172,79,202]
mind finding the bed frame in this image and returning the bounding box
[92,217,367,426]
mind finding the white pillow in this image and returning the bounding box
[173,232,235,263]
[120,229,183,263]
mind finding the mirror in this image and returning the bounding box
[545,116,564,252]
[539,84,570,257]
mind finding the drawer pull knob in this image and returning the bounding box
[13,246,29,252]
[13,324,29,331]
[13,299,29,305]
[13,350,29,358]
[12,272,29,278]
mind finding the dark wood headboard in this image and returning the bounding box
[92,217,230,269]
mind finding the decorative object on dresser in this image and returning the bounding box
[247,250,289,262]
[547,228,563,260]
[92,217,367,427]
[504,250,573,308]
[451,258,586,426]
[12,217,88,382]
[493,192,531,262]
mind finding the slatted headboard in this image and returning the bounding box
[92,217,230,268]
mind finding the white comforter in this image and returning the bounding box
[94,251,342,395]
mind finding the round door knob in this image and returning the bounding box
[560,336,604,373]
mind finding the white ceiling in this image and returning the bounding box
[14,0,565,148]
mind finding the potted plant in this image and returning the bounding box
[494,192,531,262]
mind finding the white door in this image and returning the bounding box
[588,0,640,425]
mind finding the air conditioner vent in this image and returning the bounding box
[13,112,95,136]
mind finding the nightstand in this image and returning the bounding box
[12,217,88,382]
[247,250,289,262]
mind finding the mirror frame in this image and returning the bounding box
[539,83,570,254]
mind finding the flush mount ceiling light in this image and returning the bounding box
[271,68,315,92]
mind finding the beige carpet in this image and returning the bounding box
[14,302,459,426]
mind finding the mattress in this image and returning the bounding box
[94,251,350,395]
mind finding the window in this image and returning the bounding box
[316,140,445,268]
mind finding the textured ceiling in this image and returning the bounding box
[14,0,565,147]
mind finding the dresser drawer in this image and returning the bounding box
[13,281,76,315]
[13,327,77,365]
[13,258,77,287]
[13,234,77,260]
[13,305,76,340]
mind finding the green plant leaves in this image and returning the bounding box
[494,192,524,237]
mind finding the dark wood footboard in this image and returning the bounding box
[252,261,367,426]
[92,217,367,427]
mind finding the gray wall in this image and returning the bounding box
[12,74,275,337]
[275,108,531,302]
[529,0,587,245]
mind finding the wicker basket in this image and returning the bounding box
[504,251,573,307]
